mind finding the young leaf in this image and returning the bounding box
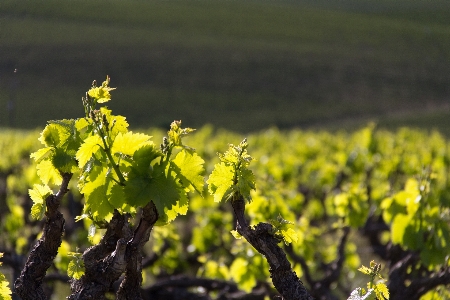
[268,215,298,245]
[172,150,205,194]
[107,182,136,214]
[67,252,85,280]
[0,273,12,300]
[207,162,234,203]
[36,160,62,185]
[87,76,115,104]
[76,135,103,169]
[207,139,256,203]
[168,120,195,148]
[29,184,53,220]
[280,228,299,245]
[0,254,11,300]
[375,283,390,300]
[236,168,256,202]
[80,167,115,222]
[100,108,128,138]
[358,266,372,275]
[29,184,52,203]
[124,162,180,225]
[111,131,153,157]
[30,147,53,163]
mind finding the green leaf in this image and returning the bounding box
[36,160,62,185]
[375,283,390,300]
[280,228,299,245]
[219,139,253,167]
[358,266,372,275]
[130,145,161,175]
[39,123,63,147]
[165,188,189,223]
[207,162,234,203]
[391,214,411,245]
[29,184,52,204]
[76,135,103,169]
[237,168,255,202]
[124,162,180,224]
[111,131,153,156]
[80,167,114,222]
[0,273,12,300]
[100,107,128,138]
[52,148,77,173]
[88,76,115,103]
[167,120,195,148]
[107,183,135,214]
[268,215,298,244]
[208,139,255,203]
[172,150,205,194]
[39,120,79,151]
[29,184,52,220]
[30,147,53,163]
[67,252,85,280]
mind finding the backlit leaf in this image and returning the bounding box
[67,252,85,280]
[0,273,12,300]
[375,283,389,300]
[30,147,53,163]
[207,162,234,203]
[391,214,411,245]
[36,160,62,185]
[111,131,153,156]
[81,167,114,222]
[237,168,255,202]
[172,150,205,194]
[76,135,103,169]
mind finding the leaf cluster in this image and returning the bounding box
[355,261,389,300]
[0,253,12,300]
[207,138,255,203]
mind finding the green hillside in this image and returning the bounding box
[0,0,449,133]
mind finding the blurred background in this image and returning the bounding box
[1,0,449,134]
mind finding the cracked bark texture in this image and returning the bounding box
[14,172,73,300]
[68,211,131,299]
[69,201,158,300]
[231,197,314,300]
[117,201,159,300]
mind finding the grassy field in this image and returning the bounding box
[0,0,449,134]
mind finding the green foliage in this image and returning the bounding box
[268,214,299,245]
[67,252,85,280]
[29,77,205,226]
[207,138,255,203]
[381,171,450,267]
[29,184,52,220]
[357,261,389,300]
[0,254,12,300]
[3,102,450,299]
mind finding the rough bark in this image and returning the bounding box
[231,197,314,300]
[117,201,159,300]
[68,211,131,299]
[14,172,73,300]
[69,201,159,300]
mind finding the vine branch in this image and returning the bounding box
[14,172,73,300]
[231,196,314,300]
